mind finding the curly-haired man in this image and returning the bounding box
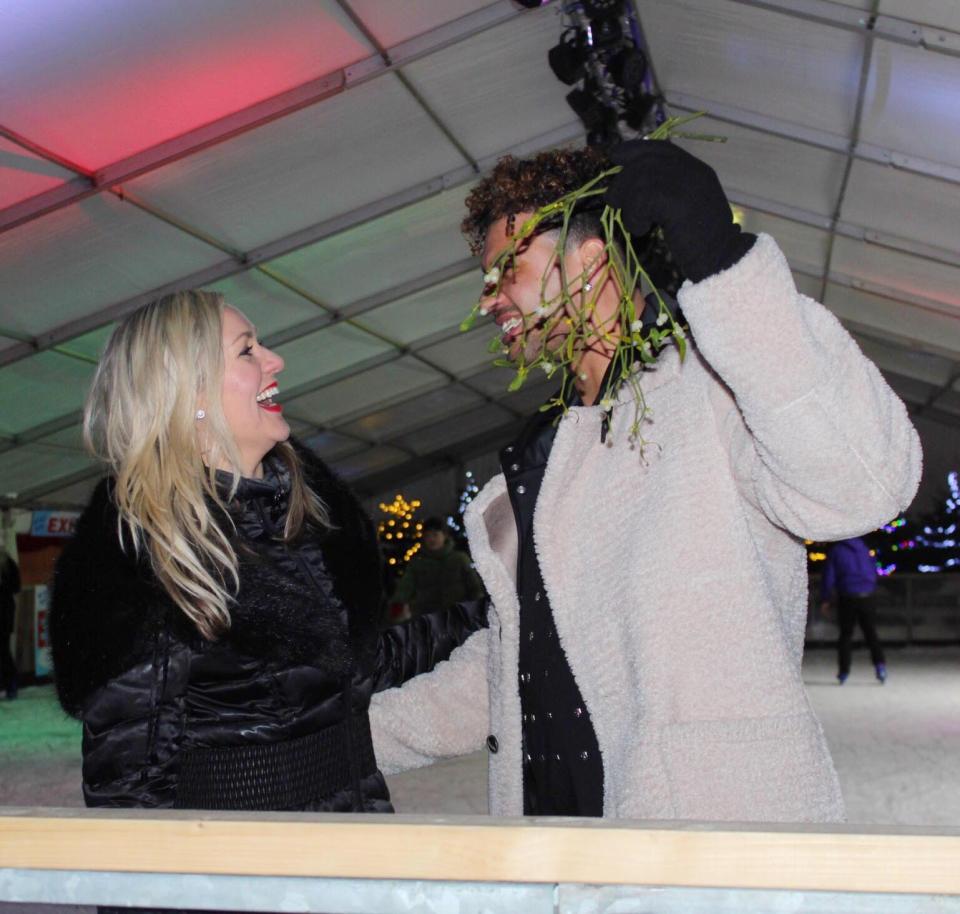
[371,141,921,823]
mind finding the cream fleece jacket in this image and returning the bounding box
[370,233,922,822]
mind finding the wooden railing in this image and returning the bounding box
[2,808,960,911]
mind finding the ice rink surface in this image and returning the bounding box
[385,645,960,826]
[2,645,958,823]
[1,646,958,912]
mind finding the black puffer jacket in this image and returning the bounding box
[49,445,485,812]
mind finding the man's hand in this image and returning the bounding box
[605,141,755,283]
[819,600,834,622]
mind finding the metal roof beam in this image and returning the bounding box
[636,2,960,349]
[722,0,881,32]
[668,92,960,187]
[0,125,91,179]
[0,253,244,367]
[0,71,343,235]
[908,404,960,430]
[835,316,960,365]
[0,348,412,465]
[18,98,959,376]
[846,324,958,369]
[728,189,960,271]
[0,253,484,453]
[259,324,469,414]
[847,334,958,388]
[347,358,960,497]
[294,372,523,470]
[0,316,500,463]
[242,118,584,265]
[0,1,529,236]
[880,372,960,430]
[2,365,533,509]
[297,380,471,447]
[724,0,960,58]
[348,415,530,497]
[273,316,522,419]
[5,233,957,456]
[305,360,527,450]
[912,368,960,419]
[13,372,959,511]
[282,408,421,463]
[634,4,959,344]
[0,410,84,456]
[0,119,583,369]
[261,258,478,348]
[786,258,960,331]
[336,0,480,173]
[813,267,959,325]
[812,0,879,304]
[344,378,554,495]
[0,464,103,509]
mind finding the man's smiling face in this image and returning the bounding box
[478,213,575,364]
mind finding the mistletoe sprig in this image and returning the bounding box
[461,113,717,446]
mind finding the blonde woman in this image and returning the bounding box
[50,291,484,814]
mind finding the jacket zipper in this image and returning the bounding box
[145,626,168,768]
[289,545,363,810]
[254,495,364,809]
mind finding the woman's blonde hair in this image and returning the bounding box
[84,290,328,639]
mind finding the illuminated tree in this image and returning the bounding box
[377,493,424,586]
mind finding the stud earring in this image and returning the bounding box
[196,409,206,420]
[584,281,593,292]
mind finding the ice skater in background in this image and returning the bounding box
[820,536,887,685]
[391,517,484,620]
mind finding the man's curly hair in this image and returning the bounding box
[461,145,684,295]
[461,147,610,256]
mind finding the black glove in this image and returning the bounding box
[605,141,756,283]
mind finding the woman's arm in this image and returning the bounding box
[370,597,487,693]
[81,631,191,808]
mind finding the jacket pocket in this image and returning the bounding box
[659,712,844,823]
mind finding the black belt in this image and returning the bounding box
[174,715,376,811]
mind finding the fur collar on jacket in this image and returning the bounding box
[50,442,383,717]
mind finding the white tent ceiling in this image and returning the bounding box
[1,0,958,512]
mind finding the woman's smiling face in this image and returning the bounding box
[218,306,289,477]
